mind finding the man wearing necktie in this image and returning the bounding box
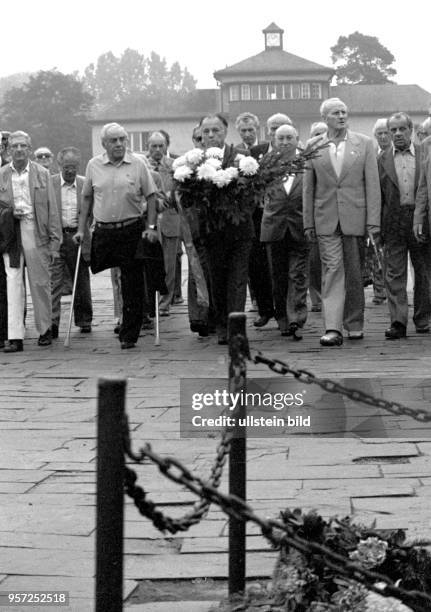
[303,98,381,346]
[380,112,431,339]
[260,124,309,338]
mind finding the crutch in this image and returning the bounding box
[154,291,160,346]
[64,244,82,348]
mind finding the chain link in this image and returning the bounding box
[253,352,431,423]
[140,444,431,612]
[122,331,249,534]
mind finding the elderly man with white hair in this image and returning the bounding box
[235,112,260,150]
[303,97,381,346]
[373,118,391,156]
[0,131,61,352]
[74,122,158,349]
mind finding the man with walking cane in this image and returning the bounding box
[74,123,158,350]
[51,147,93,340]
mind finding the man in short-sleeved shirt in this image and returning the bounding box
[75,122,158,349]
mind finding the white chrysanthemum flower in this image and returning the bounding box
[349,537,388,569]
[205,147,224,159]
[224,166,239,180]
[185,148,204,165]
[205,157,222,170]
[239,156,259,176]
[196,162,217,181]
[172,155,187,170]
[173,165,193,182]
[212,169,232,188]
[235,153,245,162]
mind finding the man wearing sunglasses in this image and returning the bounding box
[34,147,55,174]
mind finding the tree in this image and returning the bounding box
[0,70,93,164]
[82,49,196,109]
[331,32,397,84]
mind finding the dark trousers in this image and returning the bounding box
[0,257,6,342]
[91,220,144,343]
[187,237,216,328]
[249,208,274,317]
[206,236,252,334]
[384,232,431,329]
[51,232,93,327]
[267,233,309,328]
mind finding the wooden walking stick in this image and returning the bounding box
[154,291,160,346]
[64,244,82,348]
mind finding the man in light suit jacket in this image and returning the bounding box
[51,147,93,339]
[260,125,309,337]
[0,131,61,352]
[303,98,381,346]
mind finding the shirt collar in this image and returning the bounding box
[61,176,77,188]
[102,151,133,165]
[11,161,30,174]
[393,142,415,156]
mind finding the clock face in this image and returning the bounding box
[266,32,280,47]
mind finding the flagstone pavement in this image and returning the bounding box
[0,268,430,611]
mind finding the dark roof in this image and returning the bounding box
[331,84,431,114]
[262,22,284,33]
[91,89,219,122]
[214,49,333,79]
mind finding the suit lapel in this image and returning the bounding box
[338,133,361,183]
[317,140,338,181]
[380,148,399,189]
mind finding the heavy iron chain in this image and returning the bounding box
[123,412,233,534]
[253,352,431,423]
[122,332,249,534]
[139,443,431,612]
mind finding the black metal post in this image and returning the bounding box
[96,378,126,612]
[228,312,249,597]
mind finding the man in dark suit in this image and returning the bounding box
[200,113,254,344]
[50,147,93,338]
[379,112,431,339]
[260,125,309,337]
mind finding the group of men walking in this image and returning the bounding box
[1,95,431,351]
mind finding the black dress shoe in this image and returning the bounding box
[253,315,271,328]
[51,324,59,339]
[38,329,52,346]
[190,320,206,333]
[121,341,136,349]
[320,330,343,346]
[80,325,92,333]
[4,339,23,353]
[385,323,406,340]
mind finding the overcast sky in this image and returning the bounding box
[2,0,430,96]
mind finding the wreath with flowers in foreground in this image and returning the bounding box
[172,143,327,233]
[210,508,431,612]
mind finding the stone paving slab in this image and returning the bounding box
[1,271,431,608]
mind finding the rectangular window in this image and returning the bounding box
[241,84,250,100]
[291,84,300,99]
[229,85,240,102]
[260,84,269,100]
[267,84,276,100]
[275,84,284,100]
[128,132,150,152]
[311,83,322,99]
[251,84,260,100]
[283,84,292,99]
[301,83,310,99]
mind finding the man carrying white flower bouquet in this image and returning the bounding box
[174,114,258,344]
